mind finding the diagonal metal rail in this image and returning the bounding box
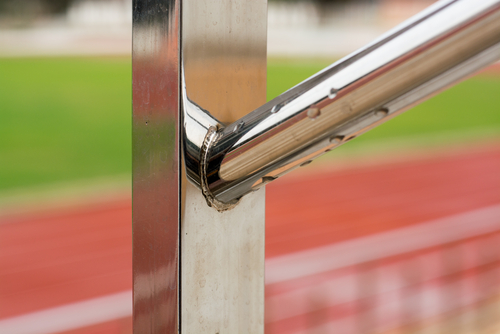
[183,0,500,209]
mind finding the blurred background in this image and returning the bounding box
[1,0,499,333]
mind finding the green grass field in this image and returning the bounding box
[0,57,499,191]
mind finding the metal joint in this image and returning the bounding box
[200,126,239,211]
[182,0,500,208]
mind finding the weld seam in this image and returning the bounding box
[200,126,238,212]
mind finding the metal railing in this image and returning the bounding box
[183,0,500,208]
[132,0,500,332]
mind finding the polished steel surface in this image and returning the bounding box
[180,0,267,332]
[133,0,498,330]
[132,0,180,332]
[182,1,267,124]
[181,184,265,333]
[195,0,500,204]
[134,0,267,331]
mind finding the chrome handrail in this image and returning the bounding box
[183,0,500,210]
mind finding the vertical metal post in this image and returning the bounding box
[133,0,267,332]
[132,0,180,332]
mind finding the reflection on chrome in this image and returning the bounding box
[182,0,500,209]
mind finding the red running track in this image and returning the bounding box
[1,144,499,333]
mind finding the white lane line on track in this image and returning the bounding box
[266,204,500,284]
[2,206,499,333]
[0,291,131,334]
